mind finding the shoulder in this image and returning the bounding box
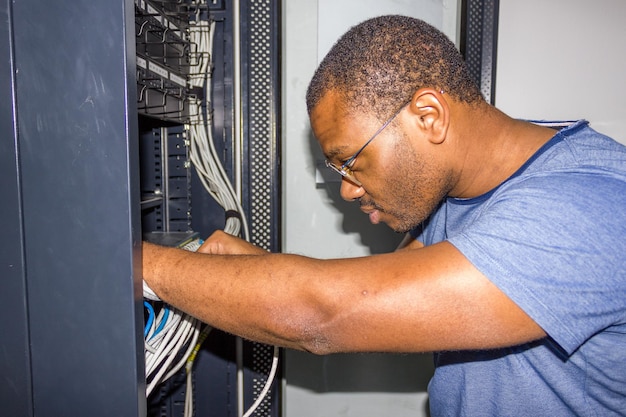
[537,121,626,173]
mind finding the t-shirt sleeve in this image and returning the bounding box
[447,172,626,355]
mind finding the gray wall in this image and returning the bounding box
[281,1,459,416]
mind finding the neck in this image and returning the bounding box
[447,103,556,199]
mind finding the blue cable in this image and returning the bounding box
[144,301,155,337]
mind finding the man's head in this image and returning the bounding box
[306,15,483,116]
[306,16,483,233]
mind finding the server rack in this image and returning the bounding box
[0,0,281,416]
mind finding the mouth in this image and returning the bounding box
[360,205,382,224]
[359,197,382,212]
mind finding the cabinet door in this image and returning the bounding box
[2,1,146,416]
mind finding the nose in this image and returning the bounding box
[339,178,365,201]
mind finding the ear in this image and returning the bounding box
[408,88,449,144]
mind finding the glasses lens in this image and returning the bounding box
[325,160,342,174]
[325,160,361,186]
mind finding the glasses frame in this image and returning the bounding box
[325,100,411,187]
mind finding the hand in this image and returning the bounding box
[197,230,268,255]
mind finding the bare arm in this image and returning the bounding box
[142,240,545,354]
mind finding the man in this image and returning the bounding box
[143,15,626,416]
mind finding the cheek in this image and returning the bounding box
[366,133,448,210]
[386,154,447,214]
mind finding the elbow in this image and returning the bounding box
[298,331,336,355]
[282,311,344,355]
[262,271,351,354]
[258,303,337,354]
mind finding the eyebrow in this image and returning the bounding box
[324,145,352,162]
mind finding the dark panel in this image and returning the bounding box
[240,0,282,253]
[0,1,33,416]
[461,0,499,104]
[11,0,145,415]
[239,1,283,416]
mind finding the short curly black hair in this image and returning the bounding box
[306,15,483,117]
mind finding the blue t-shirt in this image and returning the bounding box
[415,121,626,416]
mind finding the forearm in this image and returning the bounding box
[142,241,336,352]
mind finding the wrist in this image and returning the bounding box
[142,241,164,294]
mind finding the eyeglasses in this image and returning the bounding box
[325,100,410,187]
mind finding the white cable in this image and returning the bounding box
[187,98,249,239]
[161,321,202,381]
[143,281,159,301]
[242,345,280,417]
[145,309,185,374]
[146,315,197,396]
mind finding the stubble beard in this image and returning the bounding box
[367,150,453,234]
[381,179,449,234]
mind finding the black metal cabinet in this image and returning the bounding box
[0,0,145,416]
[1,0,281,416]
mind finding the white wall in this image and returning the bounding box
[281,2,459,416]
[496,0,626,144]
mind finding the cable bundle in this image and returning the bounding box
[144,302,205,398]
[188,98,248,239]
[188,19,213,90]
[187,20,248,240]
[143,238,207,416]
